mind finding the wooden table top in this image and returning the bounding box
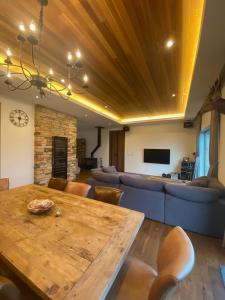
[0,184,144,300]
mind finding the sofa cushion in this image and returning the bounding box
[165,183,219,203]
[120,175,164,192]
[103,166,118,174]
[187,178,208,188]
[207,177,225,198]
[92,171,120,184]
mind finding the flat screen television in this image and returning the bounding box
[144,149,170,164]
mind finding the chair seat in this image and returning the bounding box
[107,256,157,300]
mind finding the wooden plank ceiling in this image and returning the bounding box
[0,0,204,119]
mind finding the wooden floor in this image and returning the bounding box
[75,169,92,182]
[107,219,225,300]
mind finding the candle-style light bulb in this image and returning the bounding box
[7,72,11,78]
[6,48,12,57]
[67,52,72,61]
[29,21,36,32]
[19,23,25,32]
[83,74,88,83]
[49,68,54,75]
[68,83,72,90]
[76,49,81,59]
[61,78,65,83]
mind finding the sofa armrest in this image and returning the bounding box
[165,183,219,203]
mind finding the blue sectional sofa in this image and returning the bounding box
[86,169,225,238]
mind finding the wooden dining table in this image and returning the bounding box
[0,184,144,300]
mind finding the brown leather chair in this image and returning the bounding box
[0,178,9,191]
[0,276,21,300]
[64,182,91,197]
[107,226,195,300]
[48,177,67,191]
[94,186,124,206]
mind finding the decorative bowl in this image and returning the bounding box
[27,199,55,215]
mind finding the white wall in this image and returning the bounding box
[78,128,111,167]
[78,121,197,176]
[219,114,225,185]
[125,122,196,175]
[0,96,34,188]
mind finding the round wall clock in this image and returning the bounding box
[9,109,29,127]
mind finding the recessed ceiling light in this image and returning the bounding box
[166,39,175,48]
[171,93,176,97]
[36,95,39,99]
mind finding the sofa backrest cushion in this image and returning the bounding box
[165,183,219,203]
[102,166,118,174]
[92,171,120,184]
[120,175,164,191]
[207,177,225,198]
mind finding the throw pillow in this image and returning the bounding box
[103,166,118,174]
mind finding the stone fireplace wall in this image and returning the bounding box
[34,105,77,185]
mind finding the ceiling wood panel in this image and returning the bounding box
[0,0,204,119]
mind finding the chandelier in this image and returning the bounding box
[0,0,89,99]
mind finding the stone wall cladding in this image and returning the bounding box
[34,105,77,185]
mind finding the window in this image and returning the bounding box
[199,128,210,176]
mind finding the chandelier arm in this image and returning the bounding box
[37,2,44,73]
[47,84,67,98]
[0,63,32,77]
[47,83,67,95]
[19,60,32,81]
[31,45,39,72]
[8,84,32,91]
[8,80,31,91]
[48,84,67,92]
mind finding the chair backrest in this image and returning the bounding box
[0,276,20,300]
[48,178,67,191]
[0,178,9,191]
[149,226,195,300]
[94,186,124,205]
[64,182,91,197]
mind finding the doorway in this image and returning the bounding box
[109,130,125,172]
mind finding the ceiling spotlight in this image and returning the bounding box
[60,78,65,83]
[166,39,175,48]
[171,93,176,97]
[36,95,39,99]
